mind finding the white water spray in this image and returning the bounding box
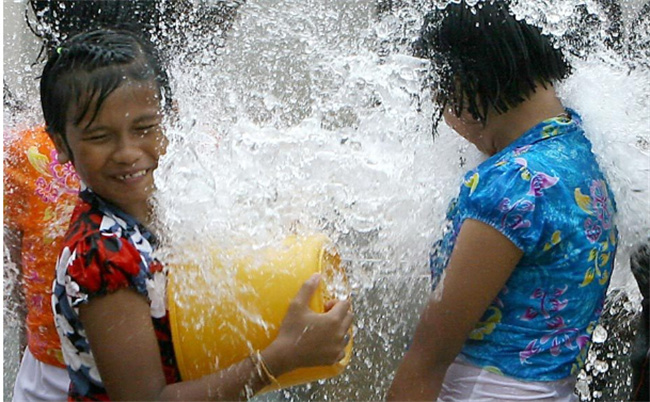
[3,0,648,400]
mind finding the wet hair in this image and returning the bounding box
[628,2,650,69]
[27,0,166,61]
[40,29,172,144]
[414,0,571,132]
[26,0,245,66]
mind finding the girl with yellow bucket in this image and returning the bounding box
[46,30,353,401]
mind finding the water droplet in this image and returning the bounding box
[594,359,609,373]
[623,301,637,312]
[576,379,590,398]
[592,324,608,343]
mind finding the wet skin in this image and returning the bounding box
[53,81,167,223]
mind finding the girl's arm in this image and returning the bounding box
[80,274,352,401]
[387,219,523,401]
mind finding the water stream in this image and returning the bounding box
[3,0,649,400]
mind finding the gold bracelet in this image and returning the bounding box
[251,350,281,388]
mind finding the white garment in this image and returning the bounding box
[12,348,69,402]
[438,356,579,402]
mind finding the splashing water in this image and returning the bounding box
[3,0,649,400]
[153,0,648,400]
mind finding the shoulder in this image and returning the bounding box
[59,203,144,295]
[3,128,57,227]
[4,126,76,201]
[4,127,47,187]
[460,154,546,202]
[458,155,559,252]
[5,126,52,164]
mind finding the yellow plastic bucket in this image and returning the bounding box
[167,234,352,393]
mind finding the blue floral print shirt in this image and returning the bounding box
[430,110,617,381]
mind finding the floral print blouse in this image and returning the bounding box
[430,110,617,381]
[52,189,179,401]
[4,126,79,368]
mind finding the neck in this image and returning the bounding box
[127,202,154,228]
[485,84,566,154]
[83,188,155,229]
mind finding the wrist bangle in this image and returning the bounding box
[251,350,281,388]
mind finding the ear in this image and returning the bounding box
[49,132,72,165]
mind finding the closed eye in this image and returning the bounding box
[135,124,161,136]
[83,132,110,142]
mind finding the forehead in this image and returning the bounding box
[102,81,161,106]
[68,80,162,129]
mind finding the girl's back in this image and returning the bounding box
[448,110,617,380]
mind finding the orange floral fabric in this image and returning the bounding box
[4,126,79,368]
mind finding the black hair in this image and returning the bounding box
[40,29,172,145]
[628,2,650,69]
[27,0,166,62]
[414,0,571,133]
[26,0,245,67]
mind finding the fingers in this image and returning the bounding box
[292,273,322,306]
[324,299,336,312]
[325,299,354,338]
[341,307,354,333]
[335,333,351,362]
[326,298,351,318]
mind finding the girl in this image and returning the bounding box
[43,29,353,401]
[388,1,617,401]
[8,3,167,399]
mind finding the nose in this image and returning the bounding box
[112,133,143,166]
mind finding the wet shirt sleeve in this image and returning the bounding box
[458,158,552,254]
[59,232,144,306]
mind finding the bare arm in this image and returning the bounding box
[387,219,523,401]
[80,274,353,401]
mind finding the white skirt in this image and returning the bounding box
[12,348,69,402]
[438,356,578,402]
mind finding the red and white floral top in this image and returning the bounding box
[52,189,179,401]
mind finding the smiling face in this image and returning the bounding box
[54,81,167,221]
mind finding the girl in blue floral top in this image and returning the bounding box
[388,1,617,401]
[44,30,353,401]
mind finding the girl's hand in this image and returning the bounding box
[262,274,353,376]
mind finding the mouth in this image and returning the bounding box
[117,169,149,181]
